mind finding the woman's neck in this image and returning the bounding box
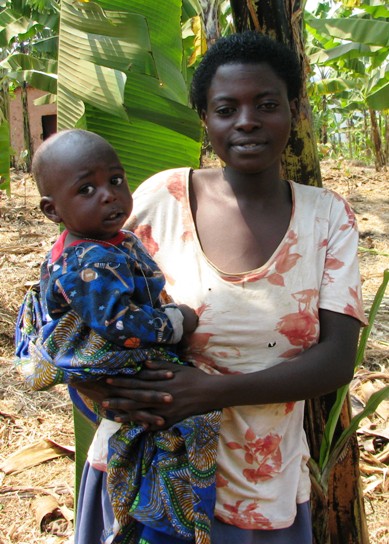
[221,166,288,204]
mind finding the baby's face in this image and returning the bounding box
[48,141,133,240]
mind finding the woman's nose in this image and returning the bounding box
[235,108,260,131]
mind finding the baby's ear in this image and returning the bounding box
[40,196,61,224]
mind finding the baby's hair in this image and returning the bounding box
[190,31,302,115]
[32,129,112,196]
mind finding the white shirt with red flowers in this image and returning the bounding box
[129,168,367,530]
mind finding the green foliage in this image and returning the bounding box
[0,0,60,185]
[305,1,388,165]
[0,53,57,92]
[0,0,59,50]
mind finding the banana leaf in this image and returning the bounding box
[57,0,202,190]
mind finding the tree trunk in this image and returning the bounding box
[0,80,10,122]
[363,110,372,161]
[321,95,327,145]
[305,396,331,544]
[306,395,370,544]
[327,397,370,544]
[369,108,386,170]
[21,82,33,172]
[347,117,353,160]
[229,2,369,542]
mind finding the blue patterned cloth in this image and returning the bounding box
[42,229,180,349]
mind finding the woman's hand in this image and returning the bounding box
[102,360,217,430]
[71,362,175,428]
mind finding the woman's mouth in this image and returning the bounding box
[232,141,266,152]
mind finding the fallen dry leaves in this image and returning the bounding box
[0,161,388,543]
[1,438,75,475]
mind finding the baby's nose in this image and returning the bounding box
[102,186,117,202]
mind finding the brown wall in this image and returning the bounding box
[9,87,57,162]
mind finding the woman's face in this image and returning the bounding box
[202,62,298,176]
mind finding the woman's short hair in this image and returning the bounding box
[190,31,302,115]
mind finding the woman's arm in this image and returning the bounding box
[96,310,361,429]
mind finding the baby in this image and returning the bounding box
[18,129,220,543]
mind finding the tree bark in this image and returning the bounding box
[21,82,33,172]
[369,108,386,170]
[198,0,222,45]
[0,81,10,122]
[327,397,370,544]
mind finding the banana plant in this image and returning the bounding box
[56,0,202,191]
[0,52,57,92]
[0,0,59,188]
[305,3,389,167]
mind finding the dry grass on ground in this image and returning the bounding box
[0,160,388,543]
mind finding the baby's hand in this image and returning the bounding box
[178,304,199,333]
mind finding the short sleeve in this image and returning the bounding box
[319,192,368,325]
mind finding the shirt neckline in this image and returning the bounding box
[185,170,296,283]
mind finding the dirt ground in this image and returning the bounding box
[0,160,388,543]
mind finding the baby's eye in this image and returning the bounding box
[111,176,124,186]
[79,184,94,195]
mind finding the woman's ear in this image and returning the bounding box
[40,196,62,224]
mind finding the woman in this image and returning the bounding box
[75,31,366,543]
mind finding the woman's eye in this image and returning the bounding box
[79,185,94,195]
[216,107,234,116]
[111,176,124,186]
[258,102,277,110]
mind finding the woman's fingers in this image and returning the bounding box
[101,374,174,425]
[104,379,174,405]
[73,360,201,428]
[102,389,173,409]
[106,361,175,387]
[112,409,167,430]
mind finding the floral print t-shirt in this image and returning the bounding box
[128,168,367,531]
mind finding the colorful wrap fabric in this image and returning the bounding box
[15,286,221,543]
[108,414,220,544]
